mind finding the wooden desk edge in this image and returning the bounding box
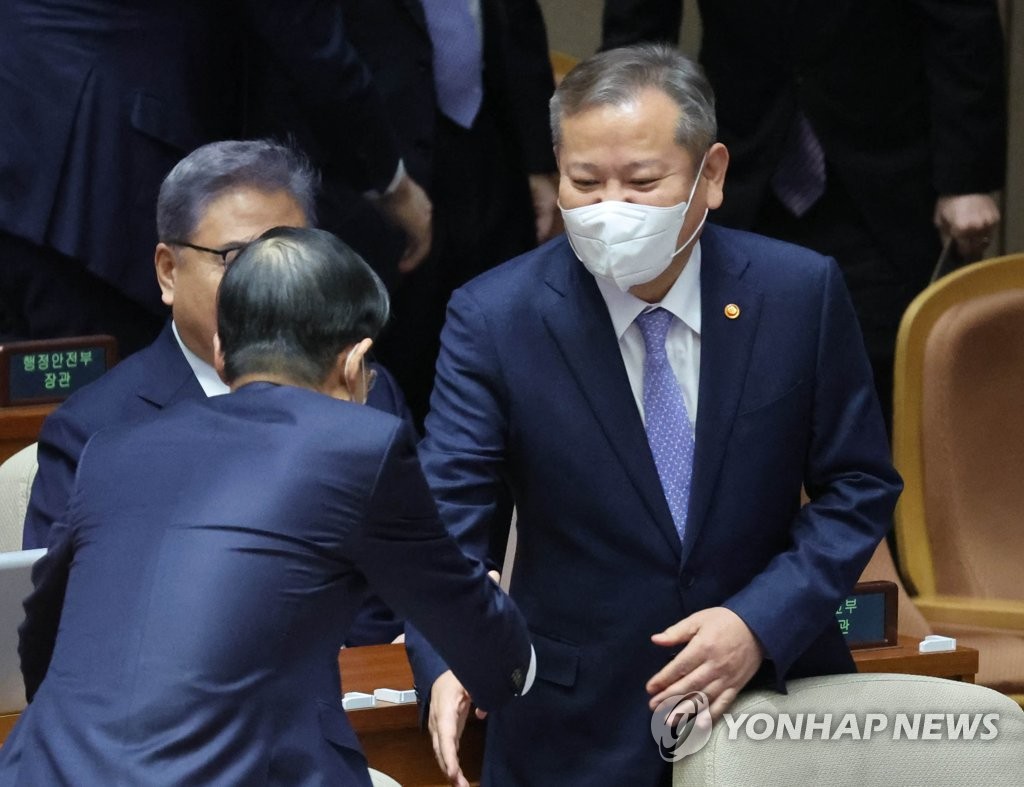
[853,636,979,682]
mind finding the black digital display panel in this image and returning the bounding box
[1,337,118,405]
[836,580,899,649]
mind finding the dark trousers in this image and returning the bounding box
[753,179,937,438]
[375,103,535,428]
[0,232,164,357]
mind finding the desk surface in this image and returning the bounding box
[853,635,978,682]
[0,403,53,462]
[339,644,483,786]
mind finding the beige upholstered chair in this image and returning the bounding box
[858,538,931,641]
[892,253,1024,703]
[367,768,402,787]
[0,443,36,553]
[675,673,1024,786]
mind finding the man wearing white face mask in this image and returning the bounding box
[408,44,899,787]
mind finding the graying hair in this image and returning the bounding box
[218,227,390,386]
[550,44,717,159]
[157,139,319,241]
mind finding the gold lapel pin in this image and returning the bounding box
[724,303,741,319]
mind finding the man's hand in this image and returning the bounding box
[428,670,474,787]
[933,193,1000,260]
[528,172,561,245]
[647,607,764,721]
[378,172,433,273]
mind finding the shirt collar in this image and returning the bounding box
[595,241,703,339]
[171,321,230,397]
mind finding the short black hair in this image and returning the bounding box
[217,227,389,386]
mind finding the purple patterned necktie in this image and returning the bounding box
[421,0,484,129]
[771,112,827,217]
[636,308,695,542]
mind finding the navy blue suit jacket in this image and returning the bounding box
[2,384,531,785]
[24,322,413,643]
[409,225,901,785]
[0,0,400,313]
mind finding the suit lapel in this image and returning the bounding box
[540,245,682,557]
[137,323,206,410]
[681,225,763,566]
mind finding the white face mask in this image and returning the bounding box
[560,155,708,292]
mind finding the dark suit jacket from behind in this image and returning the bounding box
[408,226,901,785]
[2,384,531,786]
[0,0,401,313]
[24,322,413,551]
[602,0,1006,278]
[23,322,413,646]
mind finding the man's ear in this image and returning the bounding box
[340,337,374,402]
[702,142,730,212]
[213,333,229,385]
[155,243,177,307]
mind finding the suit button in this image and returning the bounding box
[510,667,525,695]
[417,58,431,74]
[680,572,695,588]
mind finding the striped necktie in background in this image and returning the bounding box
[421,0,484,129]
[771,112,827,217]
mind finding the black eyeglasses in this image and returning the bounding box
[165,240,247,266]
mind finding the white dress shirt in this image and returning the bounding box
[171,322,229,397]
[594,243,703,430]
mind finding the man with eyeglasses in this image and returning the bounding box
[2,226,534,786]
[23,141,408,546]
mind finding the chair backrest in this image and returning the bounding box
[674,673,1024,786]
[0,443,37,552]
[893,253,1024,599]
[858,539,931,639]
[549,50,579,84]
[0,548,46,713]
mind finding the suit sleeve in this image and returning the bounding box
[23,406,90,550]
[365,362,418,437]
[346,420,531,711]
[722,260,902,683]
[601,0,683,50]
[911,0,1006,194]
[238,0,401,193]
[404,286,515,699]
[344,364,417,646]
[18,522,73,702]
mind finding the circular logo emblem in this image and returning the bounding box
[650,691,714,762]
